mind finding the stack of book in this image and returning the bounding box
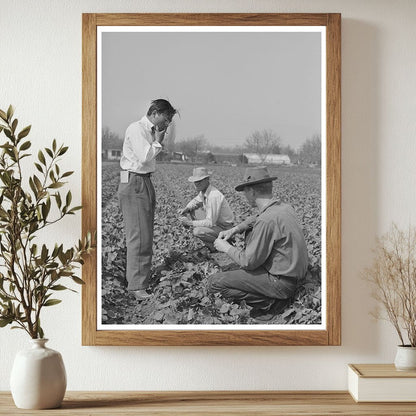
[348,364,416,402]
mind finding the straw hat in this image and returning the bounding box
[188,167,212,182]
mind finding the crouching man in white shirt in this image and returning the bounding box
[179,167,234,251]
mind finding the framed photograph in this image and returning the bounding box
[82,13,341,346]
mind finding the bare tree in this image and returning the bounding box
[244,129,281,163]
[163,122,176,153]
[102,127,122,150]
[176,135,208,161]
[209,144,244,155]
[298,134,321,166]
[280,144,299,164]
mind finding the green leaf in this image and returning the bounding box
[29,177,38,197]
[58,250,67,264]
[19,140,31,151]
[71,276,85,285]
[58,146,69,156]
[34,162,43,173]
[54,192,61,208]
[41,244,48,262]
[65,191,72,207]
[33,175,43,192]
[0,142,13,149]
[0,109,7,121]
[56,245,63,257]
[38,325,44,339]
[41,202,50,220]
[6,105,14,121]
[38,150,46,165]
[59,271,74,277]
[0,317,13,327]
[4,128,12,140]
[51,244,59,258]
[43,299,62,307]
[11,118,18,133]
[50,285,68,291]
[61,171,74,178]
[29,222,39,234]
[69,206,82,213]
[52,139,57,152]
[18,125,31,140]
[48,182,64,189]
[45,148,53,158]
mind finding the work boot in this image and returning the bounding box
[250,298,292,322]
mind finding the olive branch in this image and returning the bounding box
[0,105,94,338]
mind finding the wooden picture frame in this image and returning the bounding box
[82,13,341,346]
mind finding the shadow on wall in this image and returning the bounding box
[341,19,381,355]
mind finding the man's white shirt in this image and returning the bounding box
[120,115,162,174]
[186,185,234,228]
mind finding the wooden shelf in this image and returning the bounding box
[2,391,416,415]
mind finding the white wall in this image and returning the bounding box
[1,0,416,391]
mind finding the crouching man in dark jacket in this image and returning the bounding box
[207,166,309,320]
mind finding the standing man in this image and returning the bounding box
[207,166,309,320]
[118,99,177,300]
[178,167,234,251]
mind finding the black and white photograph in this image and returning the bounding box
[97,25,326,330]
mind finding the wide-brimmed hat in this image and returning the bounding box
[188,167,212,182]
[235,166,277,191]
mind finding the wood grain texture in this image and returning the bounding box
[326,13,342,346]
[1,391,416,415]
[95,13,330,26]
[350,364,416,378]
[82,13,98,346]
[88,329,328,347]
[81,13,342,346]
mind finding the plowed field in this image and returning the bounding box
[100,162,322,326]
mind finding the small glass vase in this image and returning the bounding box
[394,345,416,371]
[10,338,67,409]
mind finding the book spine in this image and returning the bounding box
[347,366,359,402]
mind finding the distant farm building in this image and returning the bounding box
[172,151,187,162]
[170,152,189,163]
[243,153,291,165]
[211,153,246,166]
[102,148,122,161]
[156,151,188,162]
[195,151,216,164]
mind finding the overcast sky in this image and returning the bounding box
[101,30,322,150]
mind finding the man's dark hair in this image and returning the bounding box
[247,181,273,195]
[147,99,177,118]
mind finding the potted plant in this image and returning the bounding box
[0,105,94,408]
[363,223,416,370]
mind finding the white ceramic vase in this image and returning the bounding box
[10,338,67,409]
[394,345,416,371]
